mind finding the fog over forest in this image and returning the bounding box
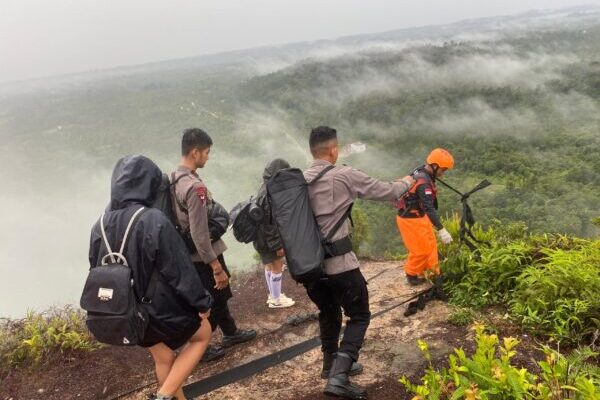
[1,6,600,317]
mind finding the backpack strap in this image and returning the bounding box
[325,203,354,243]
[309,164,354,242]
[100,207,145,266]
[171,172,192,214]
[308,164,335,185]
[305,164,355,258]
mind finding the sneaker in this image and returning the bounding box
[280,293,293,301]
[267,293,293,305]
[221,329,257,348]
[269,295,295,308]
[200,344,226,362]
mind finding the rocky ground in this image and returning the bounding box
[1,261,538,400]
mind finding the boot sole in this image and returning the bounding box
[323,387,368,399]
[321,367,363,379]
[269,302,296,308]
[200,351,226,362]
[221,333,257,348]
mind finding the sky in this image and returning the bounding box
[1,0,600,83]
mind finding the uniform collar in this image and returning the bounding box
[310,159,334,168]
[177,165,199,177]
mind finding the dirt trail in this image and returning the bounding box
[2,261,464,400]
[126,261,459,400]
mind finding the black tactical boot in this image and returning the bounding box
[406,274,427,286]
[221,328,257,348]
[323,353,368,399]
[200,344,226,362]
[321,352,364,379]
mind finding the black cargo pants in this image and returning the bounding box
[194,254,238,336]
[304,268,370,361]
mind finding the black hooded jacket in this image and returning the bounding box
[253,159,290,254]
[89,155,213,337]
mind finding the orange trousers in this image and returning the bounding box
[396,215,439,277]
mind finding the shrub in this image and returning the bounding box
[400,324,600,400]
[510,244,600,345]
[442,219,600,346]
[0,307,100,374]
[447,242,532,308]
[448,307,477,327]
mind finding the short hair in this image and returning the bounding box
[182,128,213,155]
[309,126,337,156]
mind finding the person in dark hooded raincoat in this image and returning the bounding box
[253,159,295,308]
[89,155,213,400]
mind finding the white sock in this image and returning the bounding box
[271,272,283,301]
[156,393,174,400]
[265,269,273,297]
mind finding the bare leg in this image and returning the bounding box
[149,343,176,386]
[271,257,284,274]
[155,317,212,397]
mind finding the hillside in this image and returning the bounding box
[0,262,514,399]
[1,3,600,319]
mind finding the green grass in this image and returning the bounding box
[0,306,101,375]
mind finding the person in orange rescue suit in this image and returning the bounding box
[396,148,455,286]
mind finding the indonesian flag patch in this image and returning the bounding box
[424,188,433,195]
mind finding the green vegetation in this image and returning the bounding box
[448,307,477,327]
[3,19,600,247]
[241,23,600,254]
[350,203,371,255]
[441,218,600,347]
[0,307,100,375]
[400,325,600,400]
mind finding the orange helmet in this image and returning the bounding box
[426,148,454,170]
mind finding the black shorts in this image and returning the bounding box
[259,251,282,265]
[139,318,201,351]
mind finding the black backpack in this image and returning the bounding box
[152,172,229,251]
[230,197,264,243]
[267,166,353,284]
[80,207,158,346]
[206,200,230,242]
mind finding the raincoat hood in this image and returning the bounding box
[110,155,162,210]
[262,158,291,181]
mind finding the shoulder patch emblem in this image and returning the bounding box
[196,186,208,206]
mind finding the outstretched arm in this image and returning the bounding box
[347,168,414,201]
